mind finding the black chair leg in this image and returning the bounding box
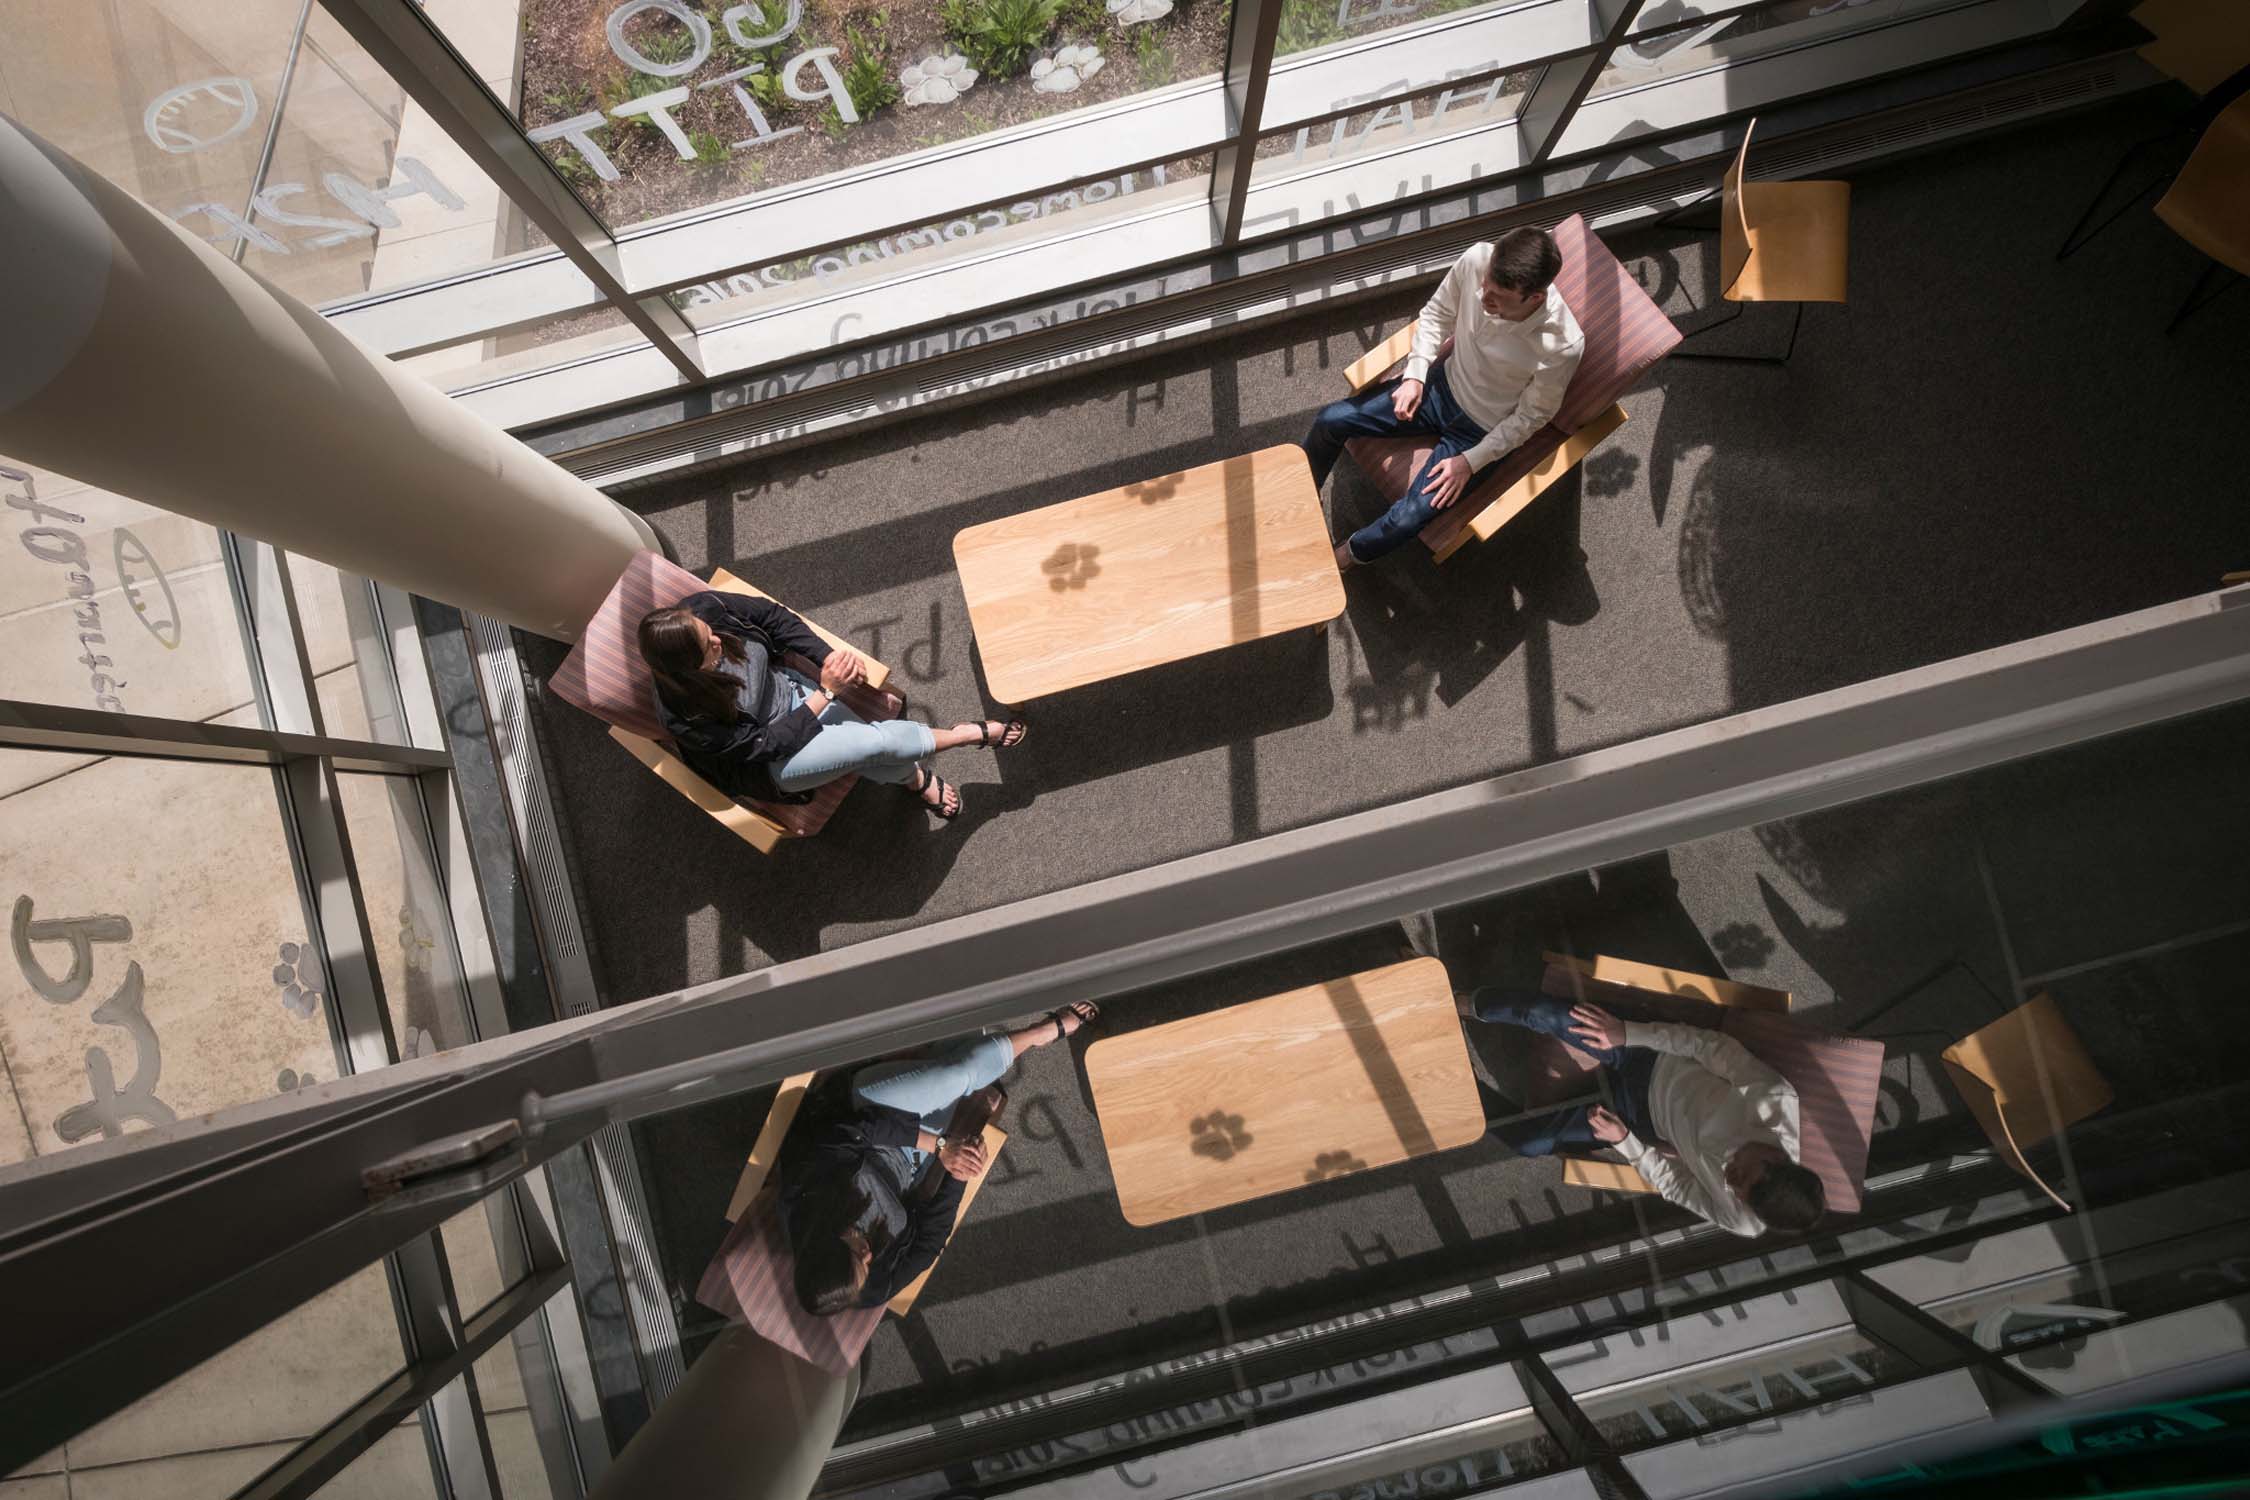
[2165,261,2242,335]
[2056,131,2180,261]
[1671,300,1804,365]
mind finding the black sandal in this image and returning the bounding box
[1048,1000,1099,1040]
[911,765,961,821]
[970,718,1029,749]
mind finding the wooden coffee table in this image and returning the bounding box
[951,445,1345,704]
[1084,958,1486,1226]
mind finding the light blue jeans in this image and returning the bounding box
[851,1032,1014,1176]
[769,670,937,794]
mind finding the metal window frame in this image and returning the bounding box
[0,543,602,1496]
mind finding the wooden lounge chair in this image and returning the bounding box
[1338,213,1683,563]
[1508,953,1883,1216]
[547,550,901,854]
[697,1063,1007,1374]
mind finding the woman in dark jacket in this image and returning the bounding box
[778,1003,1098,1314]
[638,590,1025,820]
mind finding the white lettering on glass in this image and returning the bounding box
[143,76,259,154]
[606,0,714,77]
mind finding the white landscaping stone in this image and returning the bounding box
[1107,0,1173,24]
[900,52,979,106]
[1031,43,1106,93]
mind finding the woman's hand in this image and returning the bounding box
[1588,1105,1628,1144]
[938,1135,987,1180]
[820,649,868,692]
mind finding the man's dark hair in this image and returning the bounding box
[793,1230,867,1316]
[1747,1161,1827,1234]
[1487,226,1563,294]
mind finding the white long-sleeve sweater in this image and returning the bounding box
[1616,1020,1802,1238]
[1402,243,1584,472]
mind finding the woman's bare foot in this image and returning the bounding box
[930,717,1029,751]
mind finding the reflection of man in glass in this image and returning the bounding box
[1302,226,1584,569]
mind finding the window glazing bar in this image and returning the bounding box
[0,697,450,774]
[226,532,323,735]
[1520,0,1646,164]
[230,1265,571,1500]
[309,0,704,382]
[1211,0,1286,243]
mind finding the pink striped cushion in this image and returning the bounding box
[696,1192,882,1376]
[1344,214,1683,553]
[548,550,900,839]
[1525,963,1881,1215]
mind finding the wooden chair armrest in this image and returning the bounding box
[1344,322,1421,392]
[709,567,892,690]
[609,724,785,854]
[1545,950,1790,1013]
[887,1123,1007,1315]
[1562,1156,1656,1194]
[724,1072,818,1222]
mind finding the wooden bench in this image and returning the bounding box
[548,551,901,855]
[1339,213,1681,563]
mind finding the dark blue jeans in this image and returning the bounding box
[1470,987,1661,1157]
[1302,361,1492,563]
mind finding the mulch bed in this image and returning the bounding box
[519,0,1232,229]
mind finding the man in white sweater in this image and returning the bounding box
[1303,226,1585,569]
[1462,985,1826,1238]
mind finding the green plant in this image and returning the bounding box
[688,128,731,166]
[1057,0,1106,34]
[1132,24,1174,85]
[820,105,854,140]
[1275,0,1350,54]
[841,22,902,115]
[549,148,594,186]
[597,66,674,116]
[626,15,699,68]
[742,67,790,113]
[945,0,1063,78]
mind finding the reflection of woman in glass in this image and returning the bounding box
[779,1003,1099,1314]
[637,591,1026,822]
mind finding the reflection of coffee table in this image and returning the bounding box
[951,445,1345,704]
[1084,958,1484,1226]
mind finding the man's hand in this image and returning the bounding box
[1425,455,1473,508]
[1391,378,1425,421]
[1568,1003,1627,1052]
[1588,1105,1628,1145]
[819,648,868,692]
[937,1135,987,1181]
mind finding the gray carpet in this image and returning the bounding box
[511,95,2250,1431]
[521,94,2250,997]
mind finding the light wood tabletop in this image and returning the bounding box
[1084,957,1485,1226]
[951,445,1346,704]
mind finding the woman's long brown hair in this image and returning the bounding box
[639,605,748,723]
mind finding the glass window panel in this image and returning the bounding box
[474,0,1231,229]
[1276,0,1538,59]
[287,555,408,745]
[1,456,260,728]
[335,773,476,1064]
[0,1,537,309]
[1241,67,1540,233]
[1588,0,1980,98]
[63,1263,405,1499]
[0,754,335,1161]
[1629,0,1766,33]
[311,1419,440,1500]
[441,1177,543,1320]
[400,305,645,396]
[677,153,1212,330]
[1569,1326,1912,1452]
[474,1314,569,1500]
